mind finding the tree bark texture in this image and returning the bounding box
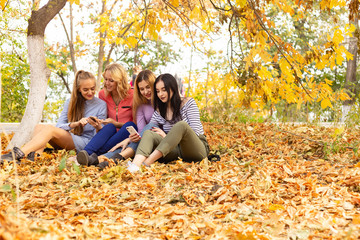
[342,18,358,122]
[8,0,67,149]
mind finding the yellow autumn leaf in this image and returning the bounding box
[68,0,80,5]
[315,59,326,70]
[353,214,360,224]
[355,162,360,168]
[0,0,7,9]
[345,23,356,37]
[169,0,180,7]
[319,0,328,10]
[332,29,344,45]
[321,98,333,109]
[257,66,272,80]
[330,0,346,8]
[235,0,247,7]
[339,92,350,101]
[126,36,138,48]
[268,204,285,211]
[336,53,344,65]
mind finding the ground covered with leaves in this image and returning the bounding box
[1,122,360,239]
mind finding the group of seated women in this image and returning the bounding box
[1,63,210,172]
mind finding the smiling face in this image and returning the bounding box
[103,70,117,93]
[79,78,96,100]
[156,80,173,103]
[138,80,152,100]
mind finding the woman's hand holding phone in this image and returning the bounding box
[87,116,102,131]
[126,126,141,142]
[129,132,141,142]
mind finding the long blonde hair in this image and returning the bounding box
[132,70,156,123]
[68,70,96,135]
[102,63,130,100]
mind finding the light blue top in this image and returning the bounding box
[56,97,107,152]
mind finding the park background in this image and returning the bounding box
[1,0,360,239]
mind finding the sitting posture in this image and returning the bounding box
[127,73,210,172]
[77,70,157,169]
[1,70,107,162]
[76,63,137,165]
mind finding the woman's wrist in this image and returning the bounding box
[69,122,77,128]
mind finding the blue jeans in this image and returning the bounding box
[102,122,158,159]
[84,122,137,155]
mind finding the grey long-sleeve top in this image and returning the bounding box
[56,97,107,151]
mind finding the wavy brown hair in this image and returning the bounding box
[132,70,156,123]
[102,63,130,100]
[68,70,96,135]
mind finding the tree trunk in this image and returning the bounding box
[8,0,67,149]
[342,18,359,122]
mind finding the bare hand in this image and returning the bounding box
[109,138,130,152]
[102,118,116,125]
[129,132,141,142]
[87,116,102,131]
[76,117,89,127]
[151,127,166,138]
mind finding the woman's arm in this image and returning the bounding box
[88,100,108,131]
[183,98,203,136]
[56,99,72,131]
[102,118,124,128]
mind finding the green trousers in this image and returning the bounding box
[136,121,210,163]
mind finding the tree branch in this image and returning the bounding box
[28,0,67,36]
[58,10,77,73]
[246,0,312,98]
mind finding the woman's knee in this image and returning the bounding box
[173,121,190,131]
[102,123,117,132]
[34,124,51,132]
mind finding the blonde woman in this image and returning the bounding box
[1,70,107,162]
[76,63,137,162]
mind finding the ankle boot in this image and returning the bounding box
[1,147,25,162]
[88,153,99,166]
[27,152,40,161]
[98,161,109,170]
[77,150,89,166]
[111,153,125,162]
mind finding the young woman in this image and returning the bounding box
[78,70,157,168]
[127,73,210,172]
[1,70,107,162]
[76,63,137,164]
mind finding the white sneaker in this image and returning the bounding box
[127,161,140,173]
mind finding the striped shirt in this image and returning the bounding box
[150,98,204,136]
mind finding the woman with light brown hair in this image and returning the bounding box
[1,70,107,162]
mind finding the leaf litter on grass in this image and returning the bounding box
[1,122,360,239]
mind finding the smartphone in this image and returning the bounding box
[89,116,97,121]
[126,126,139,135]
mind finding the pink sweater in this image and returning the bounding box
[99,89,134,124]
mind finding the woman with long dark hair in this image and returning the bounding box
[127,73,209,172]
